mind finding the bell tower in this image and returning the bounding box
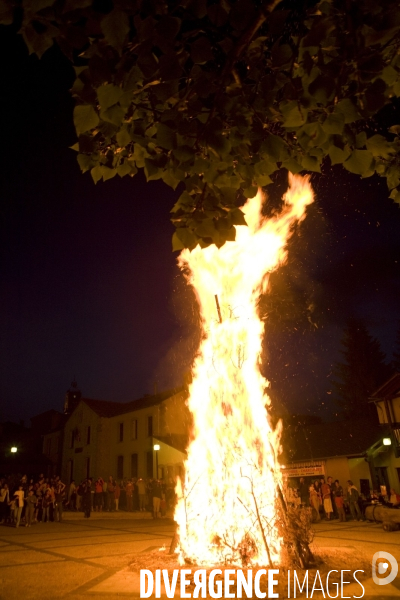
[64,378,82,414]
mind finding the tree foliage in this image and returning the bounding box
[332,317,392,419]
[2,0,400,249]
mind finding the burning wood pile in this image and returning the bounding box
[173,174,315,569]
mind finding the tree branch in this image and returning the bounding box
[222,0,284,82]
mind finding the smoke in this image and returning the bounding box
[150,271,202,392]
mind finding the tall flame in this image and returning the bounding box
[175,174,314,567]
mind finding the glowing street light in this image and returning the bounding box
[154,444,160,478]
[11,447,17,453]
[383,437,392,446]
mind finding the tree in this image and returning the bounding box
[332,317,391,419]
[393,322,400,372]
[2,0,400,249]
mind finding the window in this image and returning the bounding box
[131,419,138,440]
[131,453,138,478]
[70,431,74,449]
[147,416,153,437]
[46,438,51,456]
[86,457,90,479]
[118,422,124,442]
[146,451,153,478]
[117,455,124,479]
[87,426,91,445]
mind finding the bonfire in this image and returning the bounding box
[174,174,315,569]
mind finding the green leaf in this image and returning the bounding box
[271,43,292,68]
[101,104,125,126]
[101,166,117,181]
[243,185,258,198]
[282,158,303,174]
[255,174,272,186]
[21,25,55,58]
[356,132,367,148]
[161,170,181,190]
[334,99,361,124]
[381,65,398,86]
[116,127,131,148]
[301,155,321,173]
[144,158,163,181]
[190,37,214,64]
[91,165,103,184]
[195,218,216,238]
[308,75,335,105]
[343,150,373,175]
[97,84,123,110]
[173,146,195,162]
[101,9,129,54]
[328,145,350,165]
[175,227,198,250]
[117,161,132,177]
[77,154,93,173]
[389,188,400,203]
[228,208,247,226]
[280,101,307,128]
[156,123,176,150]
[262,135,287,162]
[73,105,99,135]
[172,231,185,252]
[366,134,397,159]
[386,166,400,190]
[322,113,345,134]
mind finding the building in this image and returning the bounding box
[369,371,400,492]
[58,387,190,483]
[281,417,384,496]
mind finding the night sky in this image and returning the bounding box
[1,25,400,424]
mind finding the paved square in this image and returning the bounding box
[0,515,400,599]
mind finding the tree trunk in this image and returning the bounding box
[365,505,400,523]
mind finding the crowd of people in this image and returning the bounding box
[0,473,175,527]
[289,475,400,522]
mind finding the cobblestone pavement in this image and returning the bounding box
[0,515,399,599]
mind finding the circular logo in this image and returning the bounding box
[372,551,398,586]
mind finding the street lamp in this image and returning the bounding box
[383,437,392,446]
[11,447,17,453]
[154,444,160,478]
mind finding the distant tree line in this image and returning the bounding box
[332,317,400,421]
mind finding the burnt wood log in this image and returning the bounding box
[169,532,179,554]
[365,504,400,524]
[382,521,400,531]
